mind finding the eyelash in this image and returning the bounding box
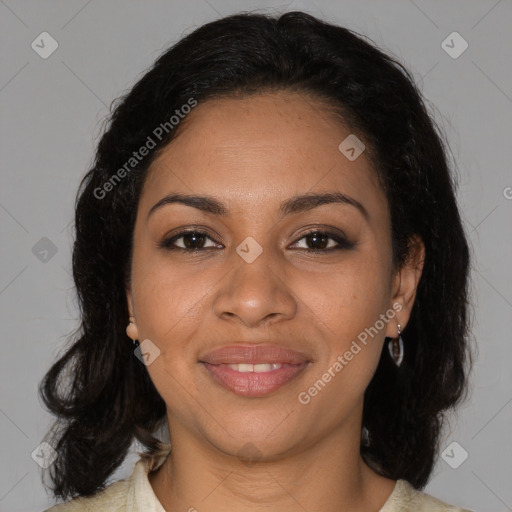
[158,228,354,253]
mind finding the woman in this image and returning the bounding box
[40,10,474,512]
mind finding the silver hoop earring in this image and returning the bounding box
[388,323,404,367]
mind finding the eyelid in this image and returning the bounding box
[161,225,224,242]
[291,224,349,241]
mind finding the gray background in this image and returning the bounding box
[1,1,511,511]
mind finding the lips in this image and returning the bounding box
[199,344,311,398]
[200,344,311,365]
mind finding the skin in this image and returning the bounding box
[125,91,425,512]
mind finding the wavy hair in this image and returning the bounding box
[39,10,473,500]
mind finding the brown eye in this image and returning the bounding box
[159,230,221,251]
[292,230,354,252]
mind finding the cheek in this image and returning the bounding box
[295,253,391,339]
[130,256,210,416]
[292,251,391,401]
[129,253,211,397]
[295,267,388,420]
[131,237,210,334]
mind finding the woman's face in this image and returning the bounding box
[126,91,421,459]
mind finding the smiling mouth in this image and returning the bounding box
[199,343,312,397]
[200,361,310,397]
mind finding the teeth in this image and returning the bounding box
[228,363,283,373]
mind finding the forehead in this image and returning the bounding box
[141,92,387,221]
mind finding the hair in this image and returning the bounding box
[39,10,473,500]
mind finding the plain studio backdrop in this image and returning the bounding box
[0,1,511,511]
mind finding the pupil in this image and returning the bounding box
[308,232,327,249]
[184,232,205,248]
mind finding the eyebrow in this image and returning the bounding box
[147,191,369,221]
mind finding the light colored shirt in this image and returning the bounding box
[43,445,475,512]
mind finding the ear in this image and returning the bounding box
[385,234,425,338]
[125,285,140,341]
[126,285,135,317]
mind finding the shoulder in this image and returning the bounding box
[381,479,476,512]
[42,443,172,512]
[42,479,129,512]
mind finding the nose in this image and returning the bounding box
[212,247,297,328]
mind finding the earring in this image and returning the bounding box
[126,316,139,346]
[388,323,404,367]
[361,426,371,447]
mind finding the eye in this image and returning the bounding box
[159,230,222,251]
[291,230,354,252]
[159,228,354,253]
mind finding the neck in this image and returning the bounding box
[148,413,396,512]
